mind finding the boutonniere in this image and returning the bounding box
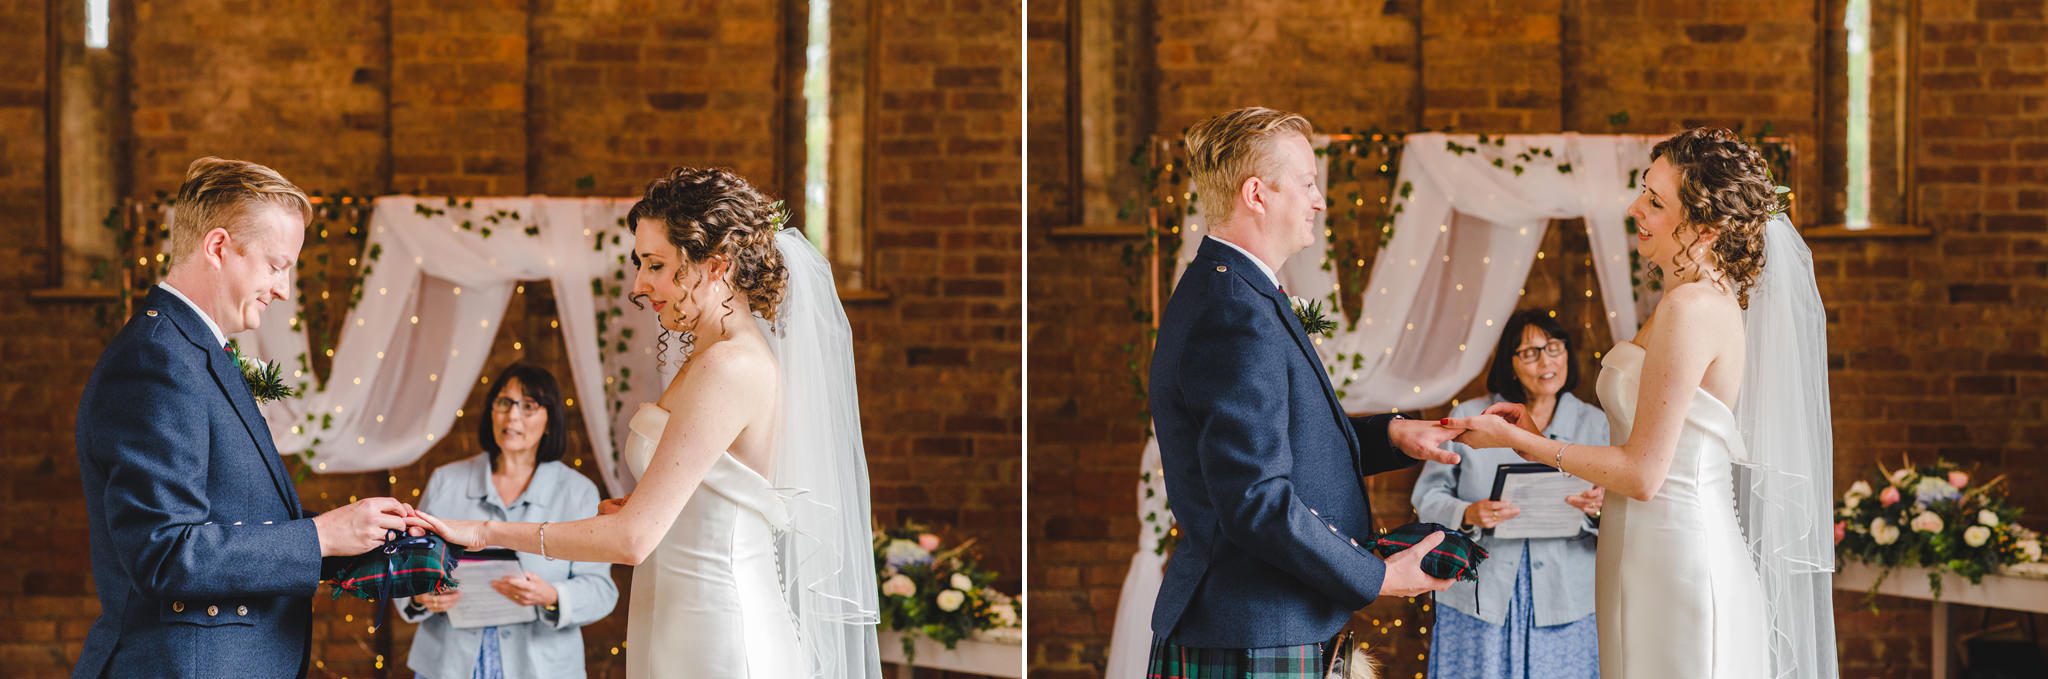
[228,341,298,404]
[1290,295,1337,338]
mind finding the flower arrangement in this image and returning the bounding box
[1835,456,2044,599]
[872,521,1020,662]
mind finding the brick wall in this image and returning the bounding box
[0,0,1019,676]
[1030,1,2045,677]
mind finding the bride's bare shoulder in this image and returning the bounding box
[1659,281,1741,319]
[657,339,777,408]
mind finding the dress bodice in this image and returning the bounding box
[619,403,803,678]
[1591,341,1767,678]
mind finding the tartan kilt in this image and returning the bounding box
[1147,636,1324,679]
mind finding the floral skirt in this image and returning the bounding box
[1426,544,1598,679]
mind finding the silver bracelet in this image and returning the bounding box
[539,521,554,561]
[1553,442,1572,478]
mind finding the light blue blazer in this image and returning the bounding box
[398,454,618,679]
[1410,392,1609,626]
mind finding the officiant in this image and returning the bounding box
[1411,310,1608,679]
[397,363,619,679]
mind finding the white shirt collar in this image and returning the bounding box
[156,281,228,349]
[1206,235,1281,290]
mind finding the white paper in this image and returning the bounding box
[444,557,538,629]
[1492,470,1595,540]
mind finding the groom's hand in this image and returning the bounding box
[313,497,418,557]
[1388,419,1462,465]
[1378,531,1456,598]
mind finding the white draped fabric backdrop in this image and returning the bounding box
[1104,134,1672,677]
[243,196,674,497]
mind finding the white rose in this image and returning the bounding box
[2020,540,2043,562]
[1910,512,1944,534]
[991,603,1019,627]
[1872,518,1900,545]
[881,574,916,598]
[1964,526,1992,548]
[1889,468,1914,486]
[950,573,974,591]
[1844,495,1862,510]
[935,589,966,612]
[1979,510,2000,527]
[1847,480,1874,499]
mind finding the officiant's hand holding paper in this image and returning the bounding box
[1464,499,1521,529]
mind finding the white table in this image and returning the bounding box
[1834,562,2048,678]
[878,631,1023,678]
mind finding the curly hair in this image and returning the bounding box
[1649,128,1781,308]
[626,167,789,341]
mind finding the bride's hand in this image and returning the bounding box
[1446,414,1528,456]
[413,511,488,550]
[598,494,630,516]
[1481,402,1542,436]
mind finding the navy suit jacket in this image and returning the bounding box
[1149,238,1414,648]
[74,287,327,678]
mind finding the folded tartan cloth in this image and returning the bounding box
[326,530,463,602]
[1368,522,1488,582]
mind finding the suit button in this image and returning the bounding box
[206,605,219,617]
[1309,508,1320,516]
[1350,538,1360,547]
[146,309,159,317]
[171,601,185,613]
[1215,265,1229,273]
[237,605,249,616]
[232,521,243,526]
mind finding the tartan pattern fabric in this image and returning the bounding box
[1146,636,1325,679]
[327,531,463,601]
[1370,521,1489,582]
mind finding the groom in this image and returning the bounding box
[73,157,423,678]
[1147,107,1463,675]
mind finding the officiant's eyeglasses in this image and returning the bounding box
[1513,340,1566,363]
[491,397,544,415]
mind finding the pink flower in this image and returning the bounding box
[1879,486,1901,507]
[918,533,942,551]
[1949,471,1969,488]
[1835,521,1847,545]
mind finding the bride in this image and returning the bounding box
[1453,128,1836,679]
[419,167,882,679]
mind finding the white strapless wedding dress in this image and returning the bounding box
[621,403,806,678]
[1595,342,1768,678]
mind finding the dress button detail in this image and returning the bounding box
[171,601,185,613]
[206,605,219,617]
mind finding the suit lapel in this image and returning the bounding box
[151,288,303,517]
[1199,241,1363,455]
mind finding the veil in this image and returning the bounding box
[1731,213,1838,679]
[760,228,883,679]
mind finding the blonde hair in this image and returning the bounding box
[1184,107,1313,223]
[169,157,312,260]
